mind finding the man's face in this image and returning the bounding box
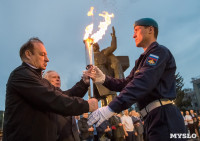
[133,26,150,47]
[83,113,88,118]
[131,110,136,116]
[124,110,129,116]
[47,72,61,88]
[27,42,49,70]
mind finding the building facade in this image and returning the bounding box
[191,76,200,112]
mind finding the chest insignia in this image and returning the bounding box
[146,54,159,66]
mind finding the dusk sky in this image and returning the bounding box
[0,0,200,110]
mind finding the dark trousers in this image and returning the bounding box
[143,104,186,141]
[115,137,125,141]
[188,123,195,135]
[125,131,134,141]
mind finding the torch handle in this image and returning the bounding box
[86,64,94,98]
[89,78,94,98]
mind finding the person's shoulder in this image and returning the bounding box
[9,63,39,80]
[150,43,174,59]
[152,43,169,53]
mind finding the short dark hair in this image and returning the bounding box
[19,37,43,60]
[154,27,158,39]
[144,26,158,39]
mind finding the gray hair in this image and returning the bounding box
[43,70,56,79]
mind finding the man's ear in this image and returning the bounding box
[25,50,32,60]
[149,26,154,34]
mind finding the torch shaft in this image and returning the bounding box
[84,38,94,98]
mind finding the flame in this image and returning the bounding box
[83,7,114,43]
[84,23,94,40]
[91,11,114,43]
[87,7,94,16]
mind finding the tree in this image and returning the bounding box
[174,73,191,110]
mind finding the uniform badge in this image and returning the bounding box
[146,54,159,66]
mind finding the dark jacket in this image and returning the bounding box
[3,62,89,141]
[78,117,93,140]
[57,116,80,141]
[105,42,177,112]
[109,116,124,138]
[96,120,112,139]
[131,116,144,134]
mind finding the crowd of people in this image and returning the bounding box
[181,110,200,137]
[76,109,144,141]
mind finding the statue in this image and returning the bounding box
[91,26,129,106]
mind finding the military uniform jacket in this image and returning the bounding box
[3,62,89,141]
[104,42,177,112]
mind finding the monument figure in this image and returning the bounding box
[91,26,129,106]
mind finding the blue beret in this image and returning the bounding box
[134,18,158,28]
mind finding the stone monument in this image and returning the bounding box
[90,26,129,107]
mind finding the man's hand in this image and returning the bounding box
[118,123,122,126]
[87,106,115,127]
[88,98,98,112]
[82,67,96,84]
[88,127,94,132]
[125,132,128,137]
[83,66,105,84]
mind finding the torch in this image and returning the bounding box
[84,38,94,98]
[83,7,114,98]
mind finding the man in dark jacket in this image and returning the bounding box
[43,70,81,141]
[87,18,186,141]
[109,114,125,141]
[3,37,98,141]
[78,113,94,141]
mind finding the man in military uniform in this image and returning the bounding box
[86,18,186,141]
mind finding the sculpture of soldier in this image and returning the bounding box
[91,26,129,106]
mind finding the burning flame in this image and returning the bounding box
[83,7,114,43]
[87,7,94,16]
[91,12,114,43]
[83,24,93,41]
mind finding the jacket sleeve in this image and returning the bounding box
[108,48,172,113]
[10,68,89,116]
[62,79,89,98]
[103,68,136,92]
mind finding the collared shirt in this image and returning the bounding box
[25,62,38,69]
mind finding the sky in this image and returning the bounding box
[0,0,200,110]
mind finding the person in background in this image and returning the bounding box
[96,120,112,141]
[131,110,144,141]
[181,111,188,133]
[185,111,195,135]
[109,113,125,141]
[78,113,94,141]
[121,110,135,141]
[43,70,82,141]
[190,110,199,137]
